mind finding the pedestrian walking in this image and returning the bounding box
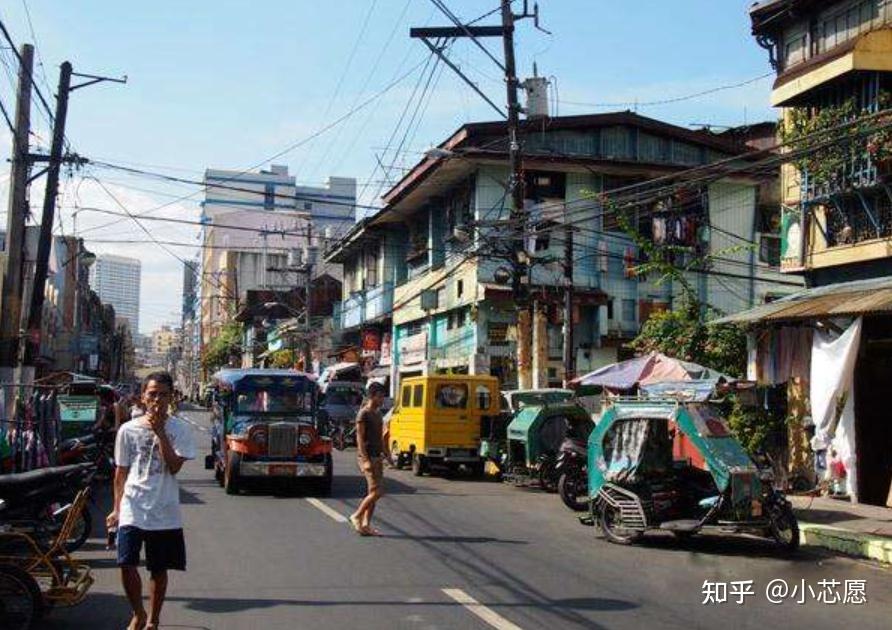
[106,371,196,630]
[350,381,387,536]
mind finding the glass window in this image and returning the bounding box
[401,386,411,408]
[435,383,468,409]
[412,384,424,407]
[475,384,492,410]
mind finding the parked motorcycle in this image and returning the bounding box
[56,428,115,481]
[0,463,96,554]
[555,436,589,512]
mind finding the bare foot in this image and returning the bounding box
[127,610,147,630]
[349,513,364,534]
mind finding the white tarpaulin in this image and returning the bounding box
[810,317,862,501]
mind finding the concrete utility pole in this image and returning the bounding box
[0,44,33,382]
[23,62,71,369]
[562,224,574,387]
[410,0,544,388]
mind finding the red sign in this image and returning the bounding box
[361,329,381,352]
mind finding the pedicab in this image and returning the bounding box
[497,401,594,491]
[586,383,799,551]
[0,487,94,628]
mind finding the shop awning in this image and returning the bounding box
[713,277,892,325]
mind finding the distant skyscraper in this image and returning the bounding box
[89,254,141,332]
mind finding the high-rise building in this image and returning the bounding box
[88,254,141,333]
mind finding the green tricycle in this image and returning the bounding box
[587,396,799,551]
[492,402,594,492]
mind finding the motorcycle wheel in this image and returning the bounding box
[558,470,588,512]
[598,502,643,545]
[538,458,557,493]
[0,563,43,629]
[332,431,346,451]
[769,504,800,553]
[390,442,404,469]
[61,508,92,554]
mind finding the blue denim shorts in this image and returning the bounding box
[116,526,186,572]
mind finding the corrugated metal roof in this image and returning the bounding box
[713,277,892,324]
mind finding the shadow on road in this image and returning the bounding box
[379,534,527,544]
[636,531,814,560]
[162,594,636,616]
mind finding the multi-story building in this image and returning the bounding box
[326,112,796,393]
[726,0,892,506]
[88,254,141,333]
[199,165,354,368]
[151,325,180,366]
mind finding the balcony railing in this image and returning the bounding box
[429,327,475,360]
[801,153,885,203]
[364,283,394,323]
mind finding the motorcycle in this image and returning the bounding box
[56,428,115,481]
[330,422,356,451]
[0,463,96,554]
[555,436,589,512]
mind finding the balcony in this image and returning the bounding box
[801,153,886,204]
[332,283,394,331]
[363,283,394,323]
[429,326,475,361]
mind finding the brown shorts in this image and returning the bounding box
[358,455,384,494]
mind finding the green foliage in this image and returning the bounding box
[268,349,296,369]
[727,398,786,457]
[779,97,892,187]
[202,320,243,371]
[630,299,747,379]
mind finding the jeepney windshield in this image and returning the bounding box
[324,387,364,406]
[235,389,313,415]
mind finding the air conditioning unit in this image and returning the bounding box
[420,290,438,311]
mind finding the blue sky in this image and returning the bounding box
[0,1,777,333]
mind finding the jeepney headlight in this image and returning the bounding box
[250,430,267,446]
[298,432,312,446]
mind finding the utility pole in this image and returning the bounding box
[21,63,124,372]
[23,62,71,370]
[410,0,543,388]
[0,44,33,383]
[302,223,313,373]
[562,224,574,387]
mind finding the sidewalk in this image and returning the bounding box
[790,495,892,564]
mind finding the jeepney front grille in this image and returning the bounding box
[268,423,297,457]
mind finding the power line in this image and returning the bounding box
[559,72,774,109]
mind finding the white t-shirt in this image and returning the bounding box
[114,415,196,531]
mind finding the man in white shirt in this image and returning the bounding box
[107,371,196,630]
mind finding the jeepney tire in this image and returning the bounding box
[215,464,224,487]
[0,562,44,626]
[411,453,427,477]
[598,502,642,545]
[224,451,242,496]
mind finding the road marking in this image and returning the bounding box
[305,498,348,523]
[442,588,523,630]
[180,414,209,433]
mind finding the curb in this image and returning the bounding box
[798,521,892,564]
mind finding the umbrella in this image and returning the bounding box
[571,352,732,390]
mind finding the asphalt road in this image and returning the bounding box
[39,408,890,630]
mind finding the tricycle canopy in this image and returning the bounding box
[507,402,594,466]
[587,400,757,498]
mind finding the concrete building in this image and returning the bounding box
[199,165,354,369]
[720,0,892,506]
[326,112,798,393]
[88,254,141,333]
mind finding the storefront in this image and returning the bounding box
[718,277,892,507]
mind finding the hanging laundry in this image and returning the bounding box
[623,247,636,278]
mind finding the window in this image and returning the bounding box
[456,279,463,298]
[759,234,781,267]
[412,384,424,407]
[264,184,275,210]
[475,384,492,410]
[435,383,468,409]
[401,386,411,408]
[607,299,615,321]
[304,201,312,211]
[621,299,636,322]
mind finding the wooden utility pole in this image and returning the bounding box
[0,44,34,377]
[23,62,72,368]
